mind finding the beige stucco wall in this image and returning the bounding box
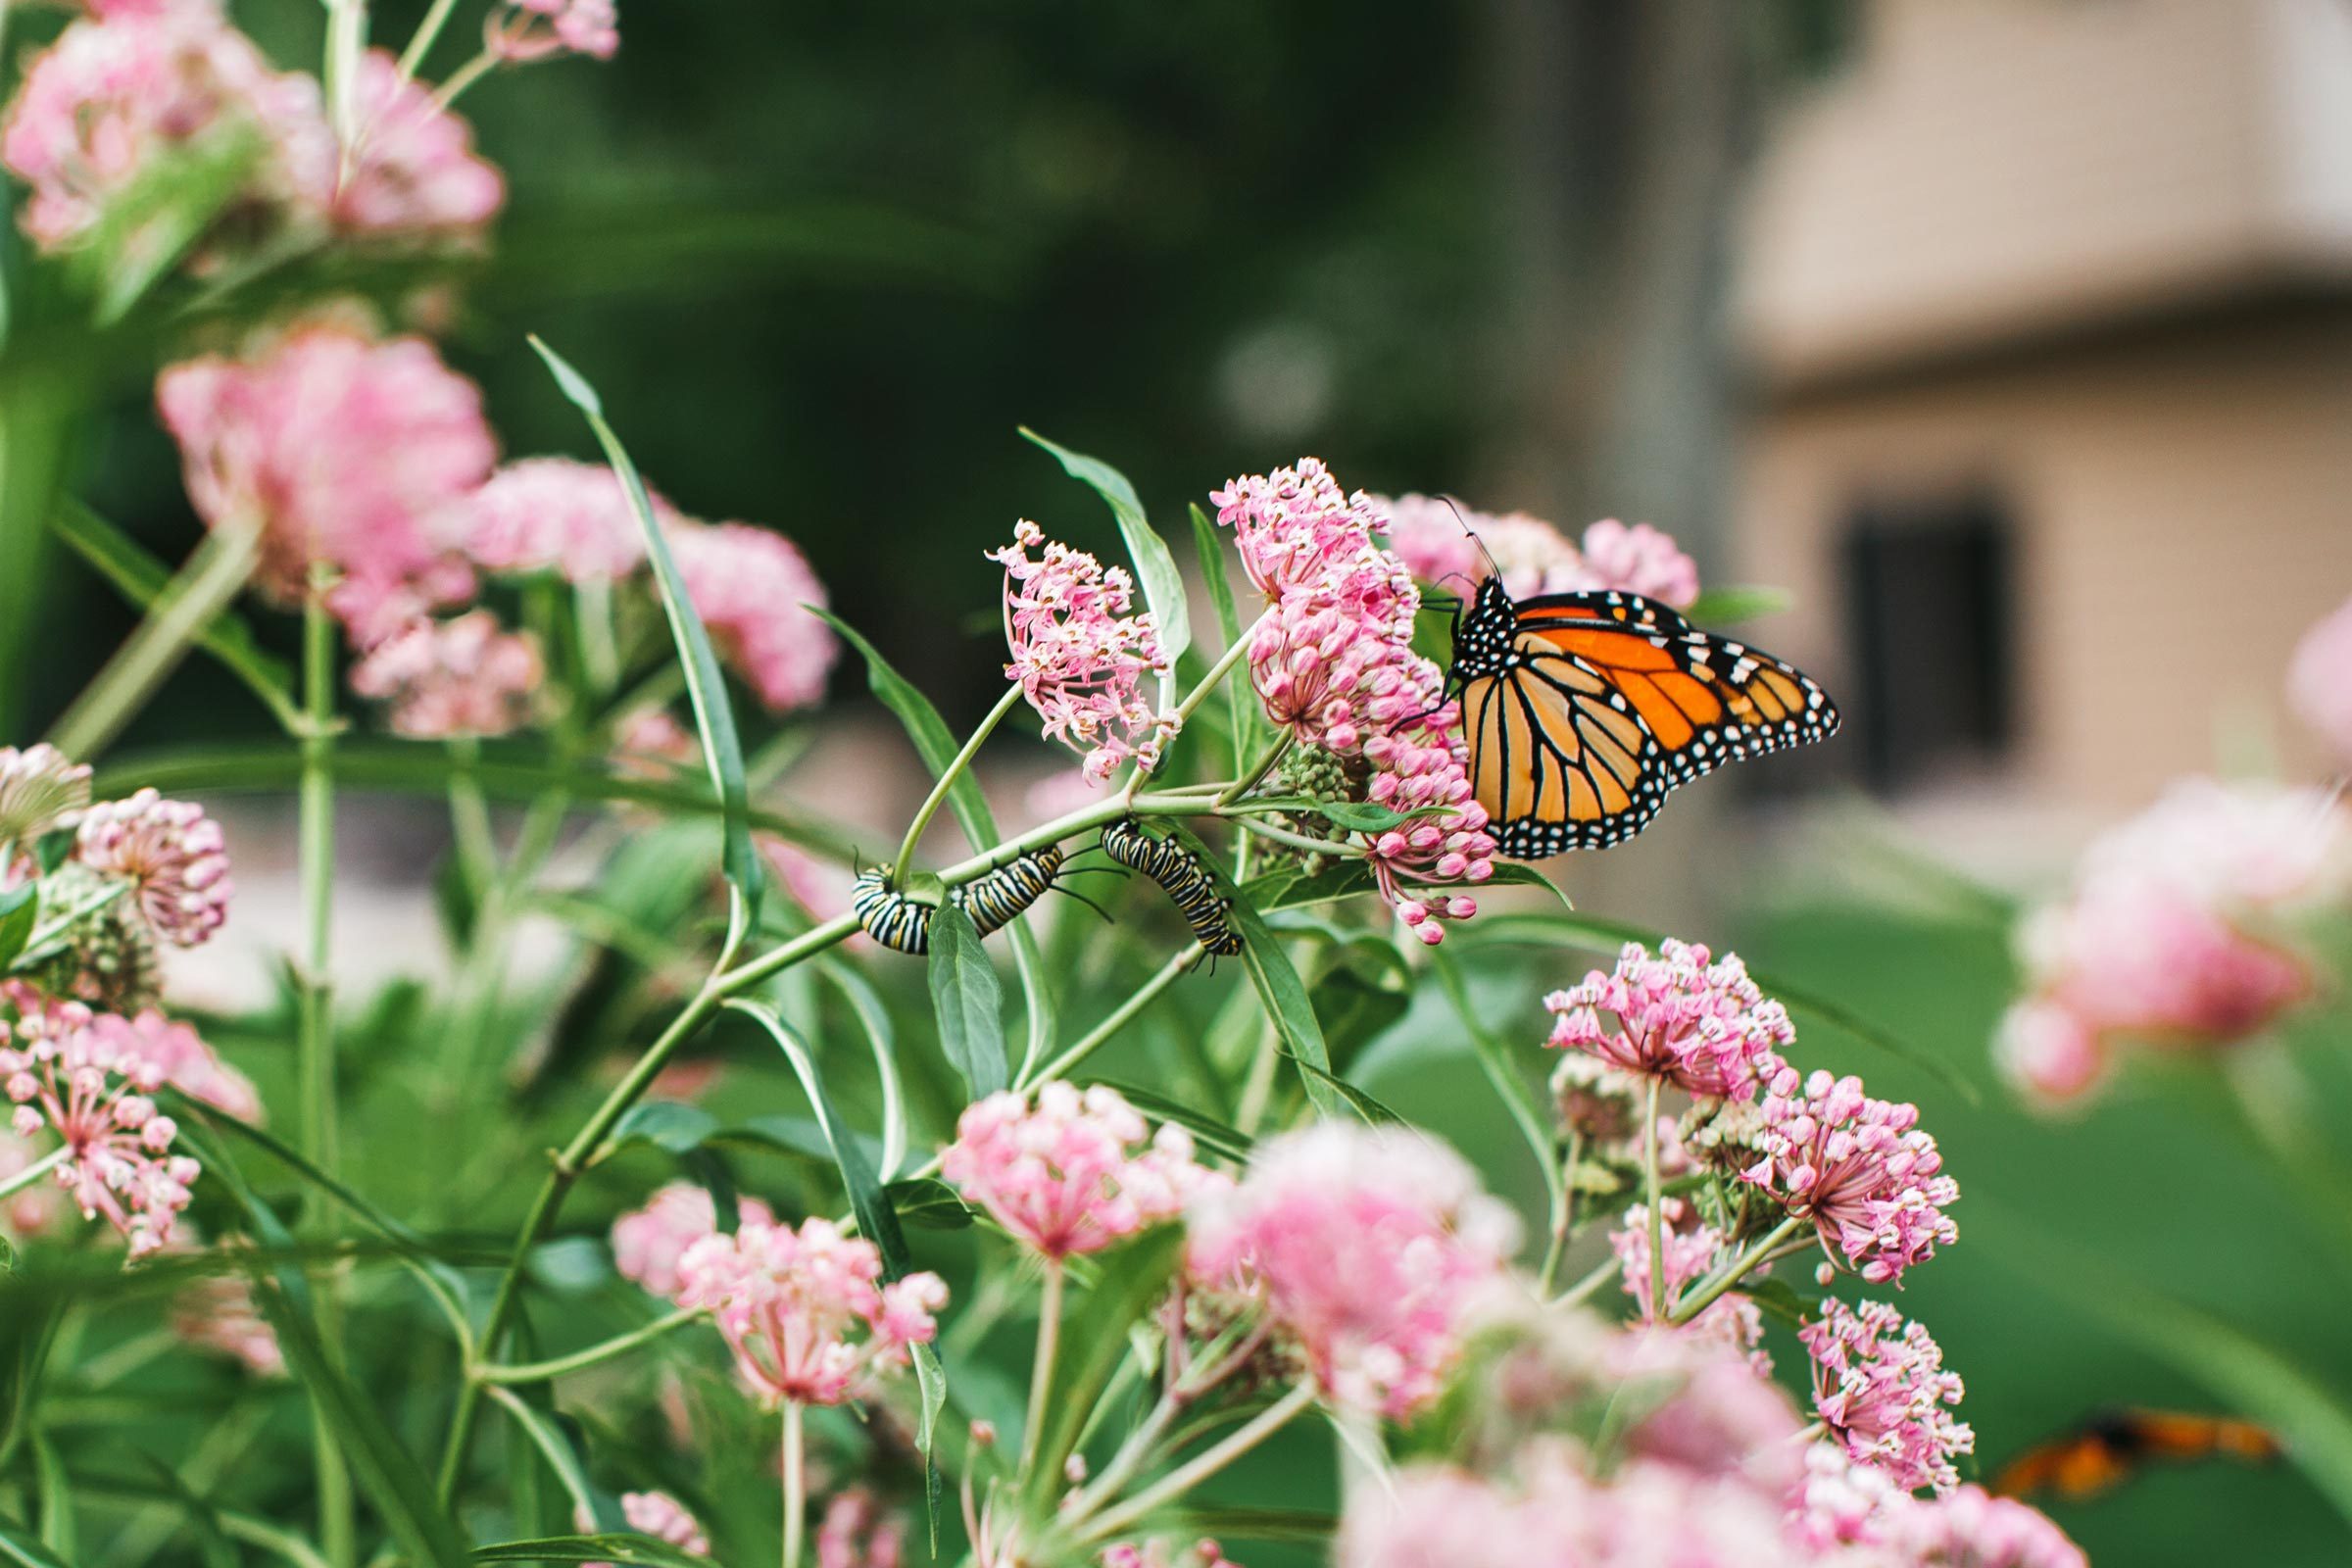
[1735,306,2352,813]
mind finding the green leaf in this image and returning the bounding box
[1021,428,1192,672]
[470,1537,710,1567]
[811,608,1056,1071]
[131,1452,238,1568]
[529,337,763,927]
[817,958,908,1179]
[1459,911,1974,1102]
[0,886,37,971]
[482,1388,623,1531]
[886,1178,974,1230]
[926,900,1008,1101]
[724,1002,912,1272]
[0,1519,73,1568]
[913,1342,949,1549]
[1092,1080,1253,1162]
[1165,1506,1338,1545]
[1426,945,1565,1253]
[1289,1058,1404,1123]
[1683,585,1792,625]
[29,1431,71,1560]
[195,1133,471,1568]
[1022,1228,1185,1514]
[1209,845,1344,1119]
[1311,801,1410,834]
[1189,502,1251,769]
[52,501,296,727]
[607,1101,718,1153]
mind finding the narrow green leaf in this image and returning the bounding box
[818,958,907,1178]
[1683,585,1792,625]
[1021,428,1192,670]
[131,1452,238,1568]
[29,1432,71,1560]
[1022,1228,1185,1513]
[1206,838,1343,1119]
[1311,801,1409,833]
[811,608,1055,1069]
[607,1101,719,1153]
[482,1388,623,1531]
[913,1342,949,1550]
[0,1520,73,1568]
[1458,911,1974,1101]
[0,886,37,971]
[1189,502,1251,769]
[1165,1506,1338,1545]
[470,1537,710,1568]
[52,501,296,725]
[529,337,762,925]
[886,1178,974,1230]
[926,900,1007,1101]
[1090,1080,1252,1161]
[1288,1058,1403,1123]
[198,1137,471,1568]
[717,1114,886,1170]
[1426,945,1565,1250]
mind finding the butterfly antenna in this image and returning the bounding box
[1437,494,1504,583]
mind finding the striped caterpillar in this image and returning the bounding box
[1100,818,1242,956]
[850,846,1067,956]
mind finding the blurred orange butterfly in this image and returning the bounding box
[1995,1409,2281,1500]
[1446,572,1840,859]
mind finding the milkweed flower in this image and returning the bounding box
[170,1256,284,1376]
[1545,940,1794,1102]
[1376,494,1586,599]
[943,1082,1220,1261]
[988,520,1176,784]
[0,745,91,845]
[1742,1063,1957,1287]
[1799,1298,1973,1494]
[581,1493,709,1568]
[2288,593,2352,765]
[74,789,232,948]
[88,1009,259,1121]
[816,1487,906,1568]
[332,51,503,237]
[1609,1201,1766,1370]
[1359,693,1496,945]
[348,611,545,738]
[1100,1542,1243,1568]
[1611,1333,1800,1490]
[156,324,495,628]
[0,9,332,255]
[611,1179,777,1301]
[666,520,838,713]
[1,995,201,1257]
[462,458,661,581]
[1213,459,1412,618]
[674,1215,945,1407]
[1890,1481,2088,1568]
[1183,1122,1517,1419]
[1573,519,1699,610]
[489,0,621,63]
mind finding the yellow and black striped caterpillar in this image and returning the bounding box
[851,846,1067,956]
[1101,819,1243,956]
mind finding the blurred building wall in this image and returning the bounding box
[1732,0,2352,815]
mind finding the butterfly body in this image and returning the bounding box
[1448,575,1840,858]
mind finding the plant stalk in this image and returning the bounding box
[1020,1263,1065,1477]
[1069,1383,1316,1546]
[470,1307,706,1385]
[890,682,1026,887]
[1670,1215,1805,1326]
[1642,1078,1665,1321]
[782,1399,807,1568]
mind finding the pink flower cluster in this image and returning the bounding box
[674,1215,945,1407]
[1101,1542,1244,1568]
[1,13,511,260]
[88,1008,260,1121]
[989,520,1175,785]
[1212,462,1495,939]
[460,457,661,582]
[1742,1064,1958,1288]
[611,1180,777,1300]
[1378,495,1701,609]
[349,611,545,738]
[490,0,622,63]
[1610,1201,1765,1369]
[942,1082,1220,1261]
[75,788,232,948]
[582,1492,709,1568]
[1545,939,1794,1101]
[1,993,200,1257]
[2289,594,2352,765]
[0,744,92,844]
[170,1260,285,1376]
[1799,1298,1974,1495]
[816,1488,906,1568]
[667,521,840,713]
[1996,777,2348,1102]
[1183,1123,1516,1419]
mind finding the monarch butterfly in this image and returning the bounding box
[851,847,1067,956]
[1447,572,1840,858]
[1101,819,1243,956]
[1994,1409,2281,1500]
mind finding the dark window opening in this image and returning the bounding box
[1840,493,2016,791]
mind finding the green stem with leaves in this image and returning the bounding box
[891,681,1026,886]
[1068,1383,1317,1546]
[1670,1215,1805,1326]
[1537,1131,1583,1296]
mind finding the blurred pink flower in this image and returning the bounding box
[1890,1481,2087,1568]
[462,457,662,581]
[666,520,838,713]
[582,1492,709,1568]
[170,1262,284,1376]
[674,1215,945,1407]
[1377,494,1590,600]
[1609,1200,1766,1371]
[157,324,494,623]
[2288,593,2352,765]
[1545,939,1793,1102]
[989,519,1175,785]
[759,837,869,947]
[348,611,545,738]
[1184,1122,1516,1419]
[1573,519,1699,610]
[1800,1298,1973,1494]
[1611,1333,1801,1492]
[489,0,620,63]
[87,1008,259,1121]
[1743,1063,1957,1288]
[0,1128,66,1239]
[1991,999,2108,1105]
[1,992,201,1258]
[75,789,231,948]
[611,1179,777,1301]
[0,9,332,253]
[1100,1542,1243,1568]
[1788,1440,1909,1551]
[613,707,699,776]
[817,1487,905,1568]
[0,745,91,845]
[943,1082,1220,1261]
[334,50,503,236]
